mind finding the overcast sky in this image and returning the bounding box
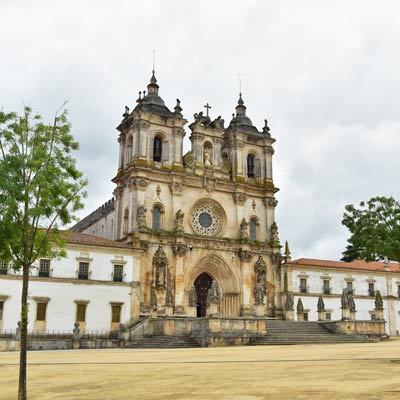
[1,0,399,260]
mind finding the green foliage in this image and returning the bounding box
[0,105,87,269]
[341,196,400,262]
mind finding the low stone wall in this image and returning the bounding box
[320,320,387,337]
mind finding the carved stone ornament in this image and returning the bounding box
[239,218,249,240]
[188,285,198,307]
[269,252,281,266]
[169,182,184,195]
[375,290,384,310]
[348,293,356,312]
[72,322,81,340]
[238,248,252,262]
[137,205,147,229]
[263,197,278,208]
[203,176,216,192]
[150,285,158,310]
[254,255,267,287]
[233,192,247,205]
[270,222,280,246]
[113,187,124,199]
[207,280,221,305]
[165,281,174,307]
[174,209,185,233]
[254,283,265,305]
[341,288,349,309]
[171,243,188,257]
[296,298,304,314]
[285,294,294,311]
[128,177,148,191]
[317,295,325,312]
[152,246,168,289]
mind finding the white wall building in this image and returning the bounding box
[283,258,400,335]
[0,232,138,333]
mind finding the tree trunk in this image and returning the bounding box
[18,263,29,400]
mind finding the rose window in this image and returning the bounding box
[191,201,223,236]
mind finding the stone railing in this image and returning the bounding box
[320,320,387,338]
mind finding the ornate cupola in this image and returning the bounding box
[141,70,167,107]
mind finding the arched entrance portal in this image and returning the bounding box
[194,272,213,317]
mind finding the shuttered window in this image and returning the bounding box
[76,304,87,322]
[36,303,47,321]
[111,305,122,323]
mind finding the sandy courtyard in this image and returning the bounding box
[0,340,400,400]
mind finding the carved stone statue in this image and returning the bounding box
[72,322,81,340]
[137,205,147,229]
[296,298,304,314]
[152,246,168,289]
[239,218,249,240]
[254,283,265,305]
[348,292,356,312]
[204,149,212,165]
[165,283,174,307]
[188,285,198,307]
[341,288,349,309]
[270,222,280,246]
[317,295,325,312]
[207,280,220,305]
[285,294,294,311]
[375,290,384,310]
[254,255,266,287]
[174,209,184,233]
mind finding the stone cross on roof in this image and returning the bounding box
[204,102,211,117]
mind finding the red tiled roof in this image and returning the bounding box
[289,258,400,273]
[60,231,132,250]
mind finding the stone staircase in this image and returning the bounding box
[128,335,201,349]
[249,320,378,345]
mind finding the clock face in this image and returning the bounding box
[190,200,223,236]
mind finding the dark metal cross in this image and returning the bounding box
[204,102,211,117]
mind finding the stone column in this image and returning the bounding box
[238,249,252,316]
[172,242,188,315]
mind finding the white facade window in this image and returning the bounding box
[152,205,162,230]
[78,262,89,280]
[346,281,353,294]
[76,303,87,323]
[113,265,124,282]
[0,301,4,320]
[300,278,307,293]
[111,304,122,323]
[368,282,375,297]
[36,303,47,322]
[39,259,50,278]
[323,279,330,294]
[249,218,257,241]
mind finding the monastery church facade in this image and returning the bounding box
[0,72,399,336]
[74,70,281,319]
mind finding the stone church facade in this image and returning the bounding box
[73,71,283,320]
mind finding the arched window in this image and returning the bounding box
[153,136,162,162]
[123,208,129,234]
[249,218,258,241]
[247,154,255,177]
[203,141,213,165]
[247,154,261,178]
[152,205,162,230]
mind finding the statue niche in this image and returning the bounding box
[152,246,168,289]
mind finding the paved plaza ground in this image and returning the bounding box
[0,340,400,400]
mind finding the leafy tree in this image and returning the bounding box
[0,105,87,400]
[341,196,400,262]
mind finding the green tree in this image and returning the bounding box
[341,196,400,262]
[0,105,87,400]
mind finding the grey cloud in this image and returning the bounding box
[1,0,399,260]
